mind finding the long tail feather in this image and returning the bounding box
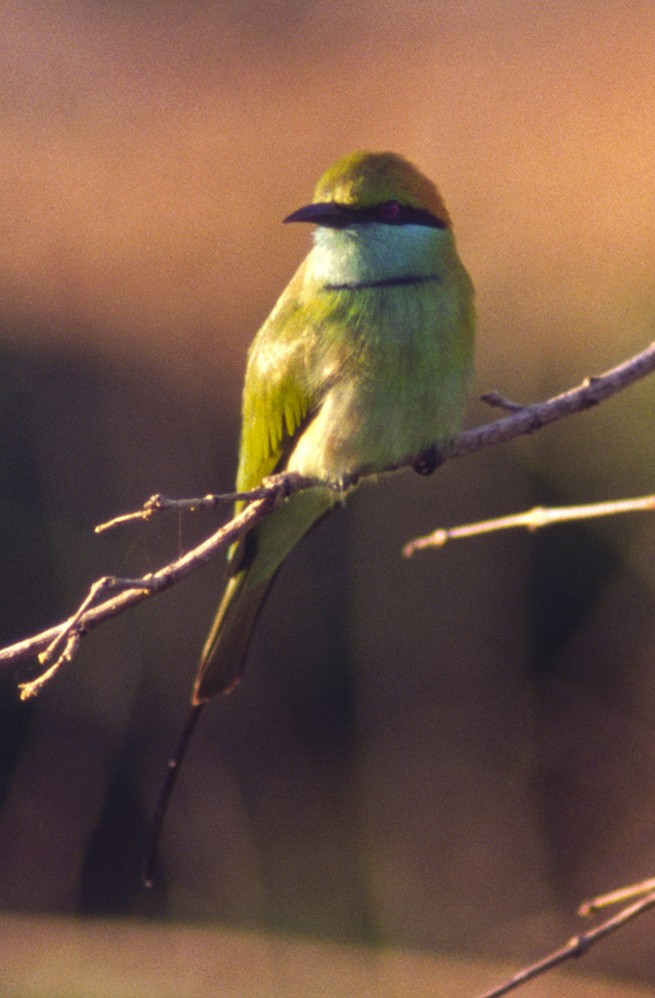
[194,486,334,704]
[193,570,271,704]
[141,701,205,887]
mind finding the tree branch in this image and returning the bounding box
[4,490,283,685]
[93,472,314,533]
[403,494,655,556]
[478,881,655,997]
[452,338,655,459]
[2,340,654,689]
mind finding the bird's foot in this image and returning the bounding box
[329,472,359,493]
[413,445,442,476]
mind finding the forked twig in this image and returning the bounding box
[1,488,288,682]
[479,879,655,997]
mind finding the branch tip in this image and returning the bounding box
[480,391,525,412]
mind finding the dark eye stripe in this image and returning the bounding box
[329,203,446,229]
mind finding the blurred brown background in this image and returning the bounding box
[1,1,655,994]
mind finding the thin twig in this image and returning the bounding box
[0,491,283,682]
[479,391,525,412]
[18,576,158,699]
[450,339,655,460]
[403,494,655,556]
[94,473,312,533]
[579,876,655,917]
[478,886,655,998]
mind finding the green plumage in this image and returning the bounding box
[192,151,474,704]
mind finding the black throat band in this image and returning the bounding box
[325,273,440,292]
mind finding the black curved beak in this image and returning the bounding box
[283,201,354,228]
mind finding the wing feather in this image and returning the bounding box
[236,266,315,492]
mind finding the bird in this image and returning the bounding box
[142,150,475,883]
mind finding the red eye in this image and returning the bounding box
[380,199,401,221]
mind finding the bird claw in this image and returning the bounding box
[413,445,441,476]
[329,473,359,493]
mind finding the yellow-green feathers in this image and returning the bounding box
[313,150,452,227]
[237,293,311,489]
[193,150,474,704]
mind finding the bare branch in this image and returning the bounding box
[0,483,293,679]
[451,339,655,460]
[579,875,655,917]
[1,340,654,687]
[478,883,655,998]
[94,472,313,533]
[18,576,157,699]
[479,390,525,412]
[404,494,655,556]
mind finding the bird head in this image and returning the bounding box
[284,151,451,231]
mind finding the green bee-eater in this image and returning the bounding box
[144,150,474,881]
